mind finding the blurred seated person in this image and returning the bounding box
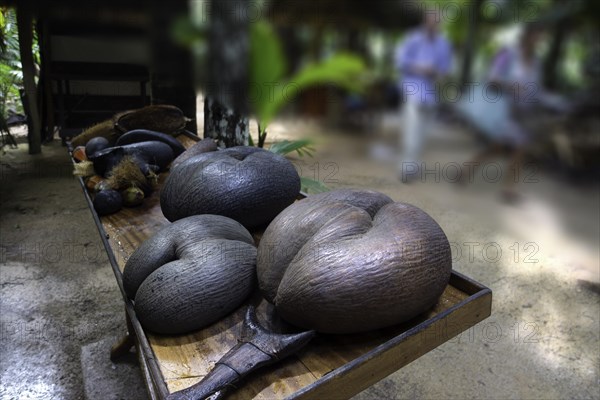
[458,24,569,201]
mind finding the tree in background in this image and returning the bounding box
[0,7,41,152]
[0,8,25,119]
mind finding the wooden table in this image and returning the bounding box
[75,133,492,399]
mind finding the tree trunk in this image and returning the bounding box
[460,0,483,87]
[543,19,568,90]
[204,97,249,148]
[204,0,249,147]
[17,8,42,154]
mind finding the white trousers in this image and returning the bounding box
[400,100,434,167]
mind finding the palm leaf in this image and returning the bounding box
[249,21,366,127]
[258,53,366,126]
[300,177,330,194]
[269,139,314,156]
[249,21,286,122]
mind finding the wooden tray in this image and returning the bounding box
[74,133,492,399]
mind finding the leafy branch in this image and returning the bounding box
[249,21,366,148]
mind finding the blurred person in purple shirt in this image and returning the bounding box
[395,11,452,181]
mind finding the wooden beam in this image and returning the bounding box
[16,7,42,154]
[149,1,197,134]
[37,19,55,142]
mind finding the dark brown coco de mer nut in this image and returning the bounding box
[123,215,257,335]
[257,189,452,334]
[160,146,300,229]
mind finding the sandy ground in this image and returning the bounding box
[0,115,598,399]
[292,117,600,400]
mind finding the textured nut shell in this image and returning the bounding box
[170,138,218,170]
[160,146,300,229]
[123,215,257,335]
[257,189,452,334]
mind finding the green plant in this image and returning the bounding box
[268,139,314,157]
[0,8,23,119]
[249,21,365,193]
[249,21,365,148]
[0,7,40,119]
[266,139,331,194]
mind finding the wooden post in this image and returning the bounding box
[204,0,249,147]
[16,7,42,154]
[460,0,483,87]
[37,19,55,142]
[543,19,568,90]
[149,0,197,134]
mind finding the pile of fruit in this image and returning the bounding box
[70,105,197,216]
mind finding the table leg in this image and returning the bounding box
[110,307,136,360]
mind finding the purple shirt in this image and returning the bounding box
[395,29,452,104]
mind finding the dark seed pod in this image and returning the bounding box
[123,215,257,335]
[93,189,123,216]
[115,129,186,156]
[85,137,110,158]
[89,141,174,177]
[257,189,452,334]
[170,138,218,170]
[160,146,300,229]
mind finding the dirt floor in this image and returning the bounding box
[0,127,145,399]
[0,115,598,399]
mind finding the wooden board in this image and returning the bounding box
[75,133,492,399]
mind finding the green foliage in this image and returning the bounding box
[268,139,314,157]
[0,7,23,117]
[267,138,329,193]
[300,176,331,194]
[171,16,205,47]
[249,21,365,150]
[249,21,287,126]
[250,21,366,128]
[267,138,328,193]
